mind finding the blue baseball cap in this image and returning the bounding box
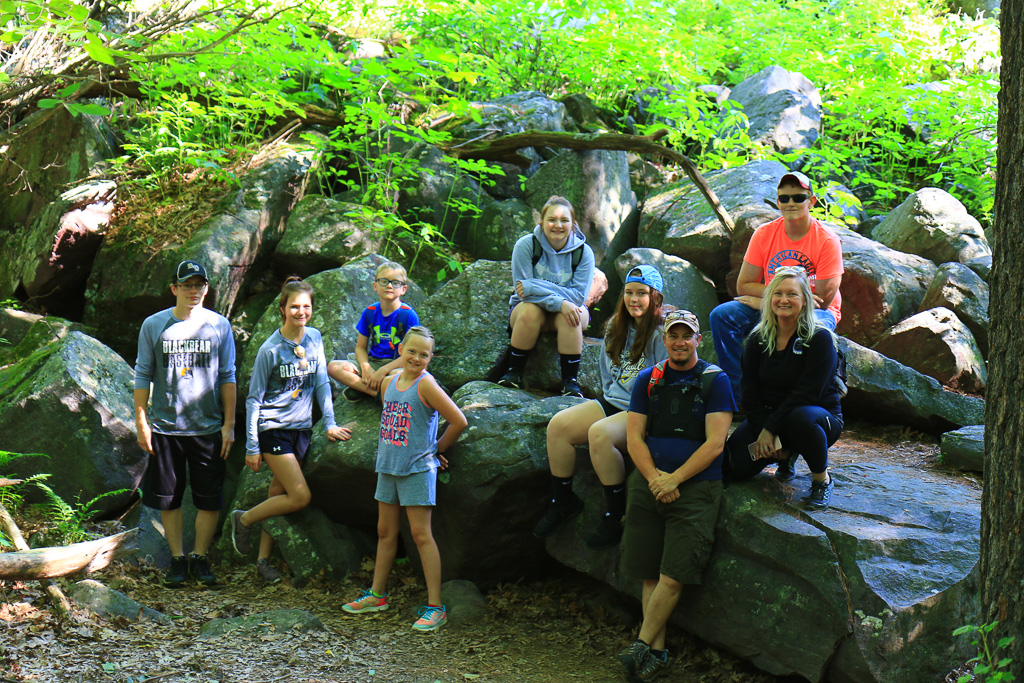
[625,265,663,293]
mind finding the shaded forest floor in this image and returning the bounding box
[0,421,977,683]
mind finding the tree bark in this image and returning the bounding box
[980,0,1024,675]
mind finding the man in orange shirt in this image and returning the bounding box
[709,172,844,402]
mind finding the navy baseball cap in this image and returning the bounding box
[174,260,208,283]
[625,265,664,293]
[778,171,813,195]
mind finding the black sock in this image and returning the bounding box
[550,475,574,504]
[508,345,530,372]
[559,353,581,381]
[604,483,626,519]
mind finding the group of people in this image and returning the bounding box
[132,176,846,678]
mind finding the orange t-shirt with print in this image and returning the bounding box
[743,217,844,321]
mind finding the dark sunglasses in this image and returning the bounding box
[778,194,810,204]
[375,278,406,288]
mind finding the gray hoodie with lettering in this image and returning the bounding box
[599,324,668,411]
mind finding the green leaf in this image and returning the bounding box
[37,99,60,109]
[73,103,112,116]
[85,37,115,66]
[69,3,89,21]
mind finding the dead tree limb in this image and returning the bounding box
[0,527,139,581]
[440,128,734,233]
[0,502,72,618]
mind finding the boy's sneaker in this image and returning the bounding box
[343,386,367,403]
[561,378,584,398]
[230,510,252,555]
[497,368,523,390]
[635,649,671,681]
[532,495,584,538]
[256,558,282,585]
[342,589,389,614]
[807,476,835,510]
[584,513,623,550]
[775,451,797,482]
[412,605,447,632]
[618,639,650,677]
[164,556,189,588]
[188,553,216,586]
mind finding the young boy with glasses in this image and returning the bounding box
[327,261,420,401]
[709,172,844,401]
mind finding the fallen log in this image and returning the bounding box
[0,528,139,581]
[0,501,72,618]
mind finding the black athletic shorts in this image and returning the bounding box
[258,428,312,463]
[596,396,624,417]
[142,432,225,511]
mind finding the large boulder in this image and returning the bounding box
[199,609,324,639]
[84,139,320,362]
[0,181,115,319]
[466,198,534,261]
[0,310,88,355]
[870,189,990,266]
[840,337,984,433]
[836,228,937,346]
[724,207,779,295]
[261,507,374,587]
[0,326,143,513]
[919,262,989,357]
[940,425,985,473]
[272,196,379,277]
[550,462,979,682]
[726,66,823,153]
[871,308,986,394]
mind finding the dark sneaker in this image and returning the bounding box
[188,553,216,586]
[584,513,623,550]
[635,649,671,681]
[256,558,282,585]
[618,639,650,677]
[807,476,835,510]
[343,386,367,403]
[497,368,523,390]
[164,555,188,588]
[230,510,253,555]
[560,378,583,398]
[775,451,797,482]
[532,495,584,538]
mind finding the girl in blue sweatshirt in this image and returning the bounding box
[231,276,351,583]
[498,195,596,397]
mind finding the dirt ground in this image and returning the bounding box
[0,420,977,683]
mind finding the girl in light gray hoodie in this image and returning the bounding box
[498,195,596,397]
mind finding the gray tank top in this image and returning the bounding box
[376,372,439,475]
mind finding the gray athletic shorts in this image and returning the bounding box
[374,469,437,507]
[340,352,390,373]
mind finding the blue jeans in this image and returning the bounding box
[726,406,843,480]
[709,300,837,403]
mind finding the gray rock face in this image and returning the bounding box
[963,254,992,281]
[84,140,319,362]
[262,507,374,587]
[872,308,986,394]
[441,579,490,628]
[273,196,379,277]
[199,609,324,639]
[523,150,638,263]
[840,337,984,433]
[940,425,985,472]
[726,66,823,153]
[920,262,989,357]
[871,189,990,265]
[71,580,171,624]
[0,328,142,514]
[724,207,781,295]
[468,199,535,261]
[459,91,567,169]
[550,463,979,683]
[613,247,718,337]
[0,310,87,355]
[836,227,937,346]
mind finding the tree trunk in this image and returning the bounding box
[980,0,1024,675]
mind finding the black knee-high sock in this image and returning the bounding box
[559,353,581,381]
[604,482,627,519]
[508,345,530,372]
[550,474,574,504]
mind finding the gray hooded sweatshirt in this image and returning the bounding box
[508,225,595,311]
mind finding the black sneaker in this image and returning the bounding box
[497,368,523,390]
[807,476,835,510]
[775,451,797,482]
[343,386,367,403]
[164,555,188,588]
[256,558,282,585]
[532,495,584,538]
[584,513,623,550]
[635,649,671,681]
[560,378,583,398]
[231,509,253,555]
[618,639,650,677]
[188,553,217,586]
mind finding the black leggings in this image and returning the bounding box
[726,406,842,480]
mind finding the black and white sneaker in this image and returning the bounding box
[532,495,584,538]
[584,513,623,550]
[497,368,524,390]
[560,378,583,398]
[164,555,189,588]
[256,559,282,585]
[231,510,253,555]
[618,639,650,678]
[807,476,834,510]
[188,553,217,586]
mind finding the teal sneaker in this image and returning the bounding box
[412,605,447,632]
[342,589,389,614]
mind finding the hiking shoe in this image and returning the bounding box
[256,558,282,584]
[342,589,389,614]
[584,513,623,550]
[618,639,650,677]
[561,378,583,398]
[807,476,835,510]
[164,555,189,588]
[343,386,367,403]
[532,495,584,538]
[412,605,447,632]
[230,510,252,555]
[188,553,216,586]
[635,649,671,681]
[497,368,523,390]
[775,451,797,482]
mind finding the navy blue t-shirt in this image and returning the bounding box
[629,363,736,479]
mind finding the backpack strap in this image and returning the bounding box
[646,359,669,397]
[699,361,722,406]
[392,306,412,348]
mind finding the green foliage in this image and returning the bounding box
[954,622,1016,683]
[29,481,129,545]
